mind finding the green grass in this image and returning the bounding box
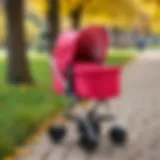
[0,49,135,159]
[107,48,135,65]
[0,56,70,159]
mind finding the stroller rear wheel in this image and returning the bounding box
[48,124,67,143]
[108,124,127,146]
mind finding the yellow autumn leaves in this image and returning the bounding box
[26,0,160,32]
[1,0,160,43]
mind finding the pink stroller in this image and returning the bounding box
[49,25,127,151]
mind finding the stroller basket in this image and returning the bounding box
[74,63,121,99]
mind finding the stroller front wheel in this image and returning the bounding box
[48,124,67,143]
[108,124,127,146]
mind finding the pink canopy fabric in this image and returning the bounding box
[52,26,110,74]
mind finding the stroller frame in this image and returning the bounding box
[48,26,128,151]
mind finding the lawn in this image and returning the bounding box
[0,49,135,159]
[107,48,135,65]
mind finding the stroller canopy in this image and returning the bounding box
[52,25,110,72]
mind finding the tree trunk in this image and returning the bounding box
[5,0,33,84]
[70,4,82,29]
[47,0,59,52]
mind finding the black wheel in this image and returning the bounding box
[108,125,127,146]
[48,124,66,143]
[79,135,98,152]
[77,118,100,152]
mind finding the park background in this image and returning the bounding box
[0,0,160,159]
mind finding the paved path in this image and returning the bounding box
[15,52,160,160]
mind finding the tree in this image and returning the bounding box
[26,0,160,33]
[61,0,140,29]
[69,3,83,29]
[5,0,33,84]
[47,0,60,51]
[26,0,60,51]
